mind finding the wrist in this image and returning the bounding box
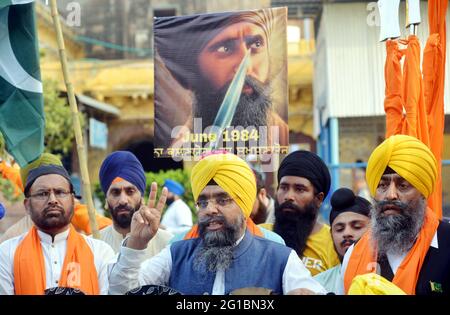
[126,236,148,250]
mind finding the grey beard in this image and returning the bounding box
[193,213,245,273]
[193,76,272,129]
[371,198,426,256]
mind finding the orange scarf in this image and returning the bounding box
[13,226,99,295]
[0,161,23,196]
[344,208,439,295]
[184,217,264,239]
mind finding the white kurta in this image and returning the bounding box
[0,228,115,295]
[99,225,173,260]
[160,199,193,234]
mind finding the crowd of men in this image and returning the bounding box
[0,134,448,295]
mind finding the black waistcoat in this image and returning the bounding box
[378,221,450,295]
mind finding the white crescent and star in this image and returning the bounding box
[0,3,42,94]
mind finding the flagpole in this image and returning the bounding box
[49,0,100,239]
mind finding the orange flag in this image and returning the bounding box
[383,1,446,218]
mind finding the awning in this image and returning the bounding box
[76,94,120,117]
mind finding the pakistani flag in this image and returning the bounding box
[0,0,44,167]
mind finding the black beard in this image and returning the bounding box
[108,202,141,229]
[193,76,271,129]
[166,196,175,206]
[31,204,73,232]
[273,200,318,257]
[193,214,244,273]
[371,199,426,256]
[251,198,268,225]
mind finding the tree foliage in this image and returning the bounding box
[0,79,84,201]
[43,79,85,155]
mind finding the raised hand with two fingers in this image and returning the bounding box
[127,182,168,250]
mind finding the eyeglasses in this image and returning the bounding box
[195,197,234,210]
[28,189,73,201]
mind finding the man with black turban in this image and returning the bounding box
[98,151,172,259]
[154,8,288,149]
[0,163,115,295]
[261,150,340,276]
[314,188,371,294]
[109,152,326,295]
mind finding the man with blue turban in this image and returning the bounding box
[109,152,326,295]
[160,179,193,234]
[98,151,172,259]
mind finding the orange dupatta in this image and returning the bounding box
[344,207,439,295]
[71,203,112,235]
[384,1,447,219]
[13,225,99,295]
[184,217,264,239]
[0,161,23,196]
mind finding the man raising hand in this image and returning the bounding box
[127,182,168,250]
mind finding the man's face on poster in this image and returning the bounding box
[198,21,270,92]
[194,21,272,128]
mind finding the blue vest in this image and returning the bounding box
[169,230,292,295]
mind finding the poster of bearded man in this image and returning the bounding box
[153,7,289,160]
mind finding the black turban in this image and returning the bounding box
[329,188,371,226]
[277,150,331,197]
[154,10,274,90]
[24,165,73,196]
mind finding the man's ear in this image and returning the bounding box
[24,198,31,215]
[259,188,267,199]
[315,192,325,204]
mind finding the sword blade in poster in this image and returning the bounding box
[208,49,251,150]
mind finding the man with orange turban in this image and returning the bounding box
[342,135,450,295]
[109,152,326,295]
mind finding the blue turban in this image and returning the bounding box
[164,179,185,196]
[99,151,146,195]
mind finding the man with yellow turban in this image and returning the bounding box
[109,152,326,295]
[342,135,450,295]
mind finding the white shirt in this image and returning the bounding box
[341,231,439,287]
[108,233,326,295]
[160,199,193,234]
[99,225,173,260]
[0,228,116,295]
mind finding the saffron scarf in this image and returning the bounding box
[344,207,439,295]
[13,225,99,295]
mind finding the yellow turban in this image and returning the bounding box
[19,153,63,187]
[191,153,256,218]
[366,135,437,198]
[348,273,406,295]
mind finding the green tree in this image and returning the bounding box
[43,79,85,155]
[0,79,84,202]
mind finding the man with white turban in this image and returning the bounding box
[342,135,450,295]
[108,152,326,295]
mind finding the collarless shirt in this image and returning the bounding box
[0,228,116,295]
